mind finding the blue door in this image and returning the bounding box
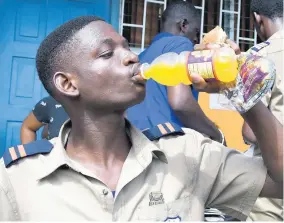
[0,0,120,156]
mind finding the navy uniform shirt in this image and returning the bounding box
[33,96,69,139]
[127,32,198,130]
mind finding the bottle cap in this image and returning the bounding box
[139,63,150,80]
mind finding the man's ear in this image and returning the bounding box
[253,12,262,26]
[179,19,189,34]
[53,72,79,97]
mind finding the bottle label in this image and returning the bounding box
[187,50,216,81]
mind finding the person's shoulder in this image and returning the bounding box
[163,36,194,53]
[143,122,208,154]
[45,96,60,106]
[165,35,193,46]
[165,35,191,43]
[0,139,55,170]
[148,33,193,52]
[0,139,56,199]
[266,30,284,53]
[249,39,284,80]
[143,122,235,164]
[249,35,284,56]
[34,96,55,109]
[248,41,271,56]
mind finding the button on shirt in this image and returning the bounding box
[127,33,199,130]
[0,120,267,221]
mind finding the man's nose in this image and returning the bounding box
[122,51,139,66]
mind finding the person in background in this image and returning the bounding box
[127,0,224,145]
[242,0,283,221]
[20,96,69,144]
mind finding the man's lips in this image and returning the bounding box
[131,63,142,77]
[132,74,146,85]
[131,63,146,85]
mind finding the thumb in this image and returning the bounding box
[190,73,203,84]
[190,73,207,91]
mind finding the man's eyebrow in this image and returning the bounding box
[99,38,129,48]
[101,38,114,46]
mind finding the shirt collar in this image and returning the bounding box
[268,30,284,41]
[125,120,168,165]
[36,119,167,180]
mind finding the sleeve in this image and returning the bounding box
[200,140,267,220]
[32,96,51,124]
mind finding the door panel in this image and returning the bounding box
[0,0,116,156]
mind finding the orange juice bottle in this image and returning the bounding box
[140,47,238,86]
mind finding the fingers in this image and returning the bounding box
[190,73,207,90]
[225,39,241,55]
[190,73,223,93]
[193,44,204,51]
[194,43,223,51]
[191,39,241,93]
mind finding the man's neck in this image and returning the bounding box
[161,26,177,36]
[66,110,131,168]
[266,18,283,39]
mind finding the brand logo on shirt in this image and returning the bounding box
[149,192,164,206]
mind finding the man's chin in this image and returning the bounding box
[126,91,146,108]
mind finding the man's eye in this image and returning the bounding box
[100,51,113,59]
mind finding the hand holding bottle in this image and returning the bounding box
[138,26,276,113]
[139,27,242,86]
[140,47,239,86]
[191,39,276,113]
[191,37,242,93]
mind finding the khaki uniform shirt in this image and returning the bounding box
[0,120,267,221]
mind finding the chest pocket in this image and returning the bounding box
[137,197,189,221]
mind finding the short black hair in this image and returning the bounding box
[251,0,283,20]
[36,16,103,96]
[161,0,200,26]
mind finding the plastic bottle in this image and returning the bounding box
[140,47,238,86]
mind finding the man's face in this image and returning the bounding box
[184,19,201,44]
[69,21,145,111]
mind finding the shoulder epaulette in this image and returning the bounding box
[142,122,184,141]
[3,139,53,168]
[250,41,270,53]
